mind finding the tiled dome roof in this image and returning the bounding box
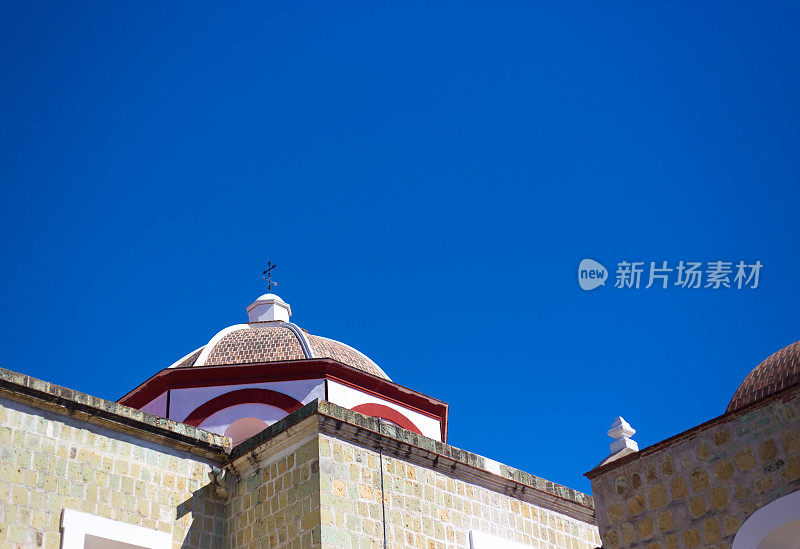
[306,334,385,378]
[727,339,800,413]
[205,326,306,366]
[171,324,390,380]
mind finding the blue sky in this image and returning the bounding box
[1,1,799,493]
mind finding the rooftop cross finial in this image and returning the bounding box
[261,261,278,293]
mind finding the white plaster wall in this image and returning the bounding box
[470,530,533,548]
[326,380,442,441]
[198,403,289,437]
[168,379,325,422]
[61,506,171,549]
[733,490,800,549]
[139,391,167,417]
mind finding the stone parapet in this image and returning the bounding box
[0,367,230,460]
[230,399,595,524]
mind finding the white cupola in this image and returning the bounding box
[246,293,292,323]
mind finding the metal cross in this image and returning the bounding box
[261,261,278,292]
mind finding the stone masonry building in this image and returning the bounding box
[586,340,800,548]
[0,293,602,548]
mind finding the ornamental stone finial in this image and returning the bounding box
[608,416,639,454]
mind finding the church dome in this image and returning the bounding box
[168,294,391,381]
[727,339,800,412]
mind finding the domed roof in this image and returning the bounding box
[727,339,800,412]
[167,294,390,380]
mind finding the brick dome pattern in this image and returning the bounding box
[727,339,800,412]
[173,325,390,379]
[306,335,385,378]
[205,326,306,366]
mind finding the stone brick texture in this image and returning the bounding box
[0,373,597,549]
[226,436,322,548]
[589,389,800,549]
[318,433,601,549]
[0,397,225,549]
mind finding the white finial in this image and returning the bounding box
[608,416,638,454]
[247,294,291,323]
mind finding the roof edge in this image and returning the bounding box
[194,324,250,367]
[585,382,800,480]
[0,367,231,461]
[229,399,595,524]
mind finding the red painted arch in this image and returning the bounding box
[351,403,423,435]
[182,388,303,427]
[117,359,449,442]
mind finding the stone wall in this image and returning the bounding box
[225,416,322,549]
[0,367,598,549]
[318,433,601,549]
[0,396,226,549]
[588,388,800,549]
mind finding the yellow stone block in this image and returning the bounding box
[33,453,48,471]
[670,477,687,499]
[782,456,800,482]
[689,468,709,492]
[22,470,38,488]
[603,529,619,548]
[6,466,21,484]
[665,533,678,549]
[704,517,721,543]
[754,475,772,494]
[683,528,701,548]
[723,513,743,536]
[783,431,800,454]
[621,522,636,545]
[657,510,674,533]
[333,480,347,498]
[647,483,668,509]
[734,449,756,471]
[759,440,777,462]
[689,495,706,519]
[712,430,730,447]
[695,442,711,460]
[637,517,653,540]
[606,502,624,524]
[11,485,27,506]
[713,460,734,481]
[710,486,728,510]
[626,495,646,517]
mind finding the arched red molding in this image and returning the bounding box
[351,403,423,435]
[182,388,303,427]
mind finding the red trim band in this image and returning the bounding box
[118,359,449,442]
[182,388,303,427]
[351,403,423,436]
